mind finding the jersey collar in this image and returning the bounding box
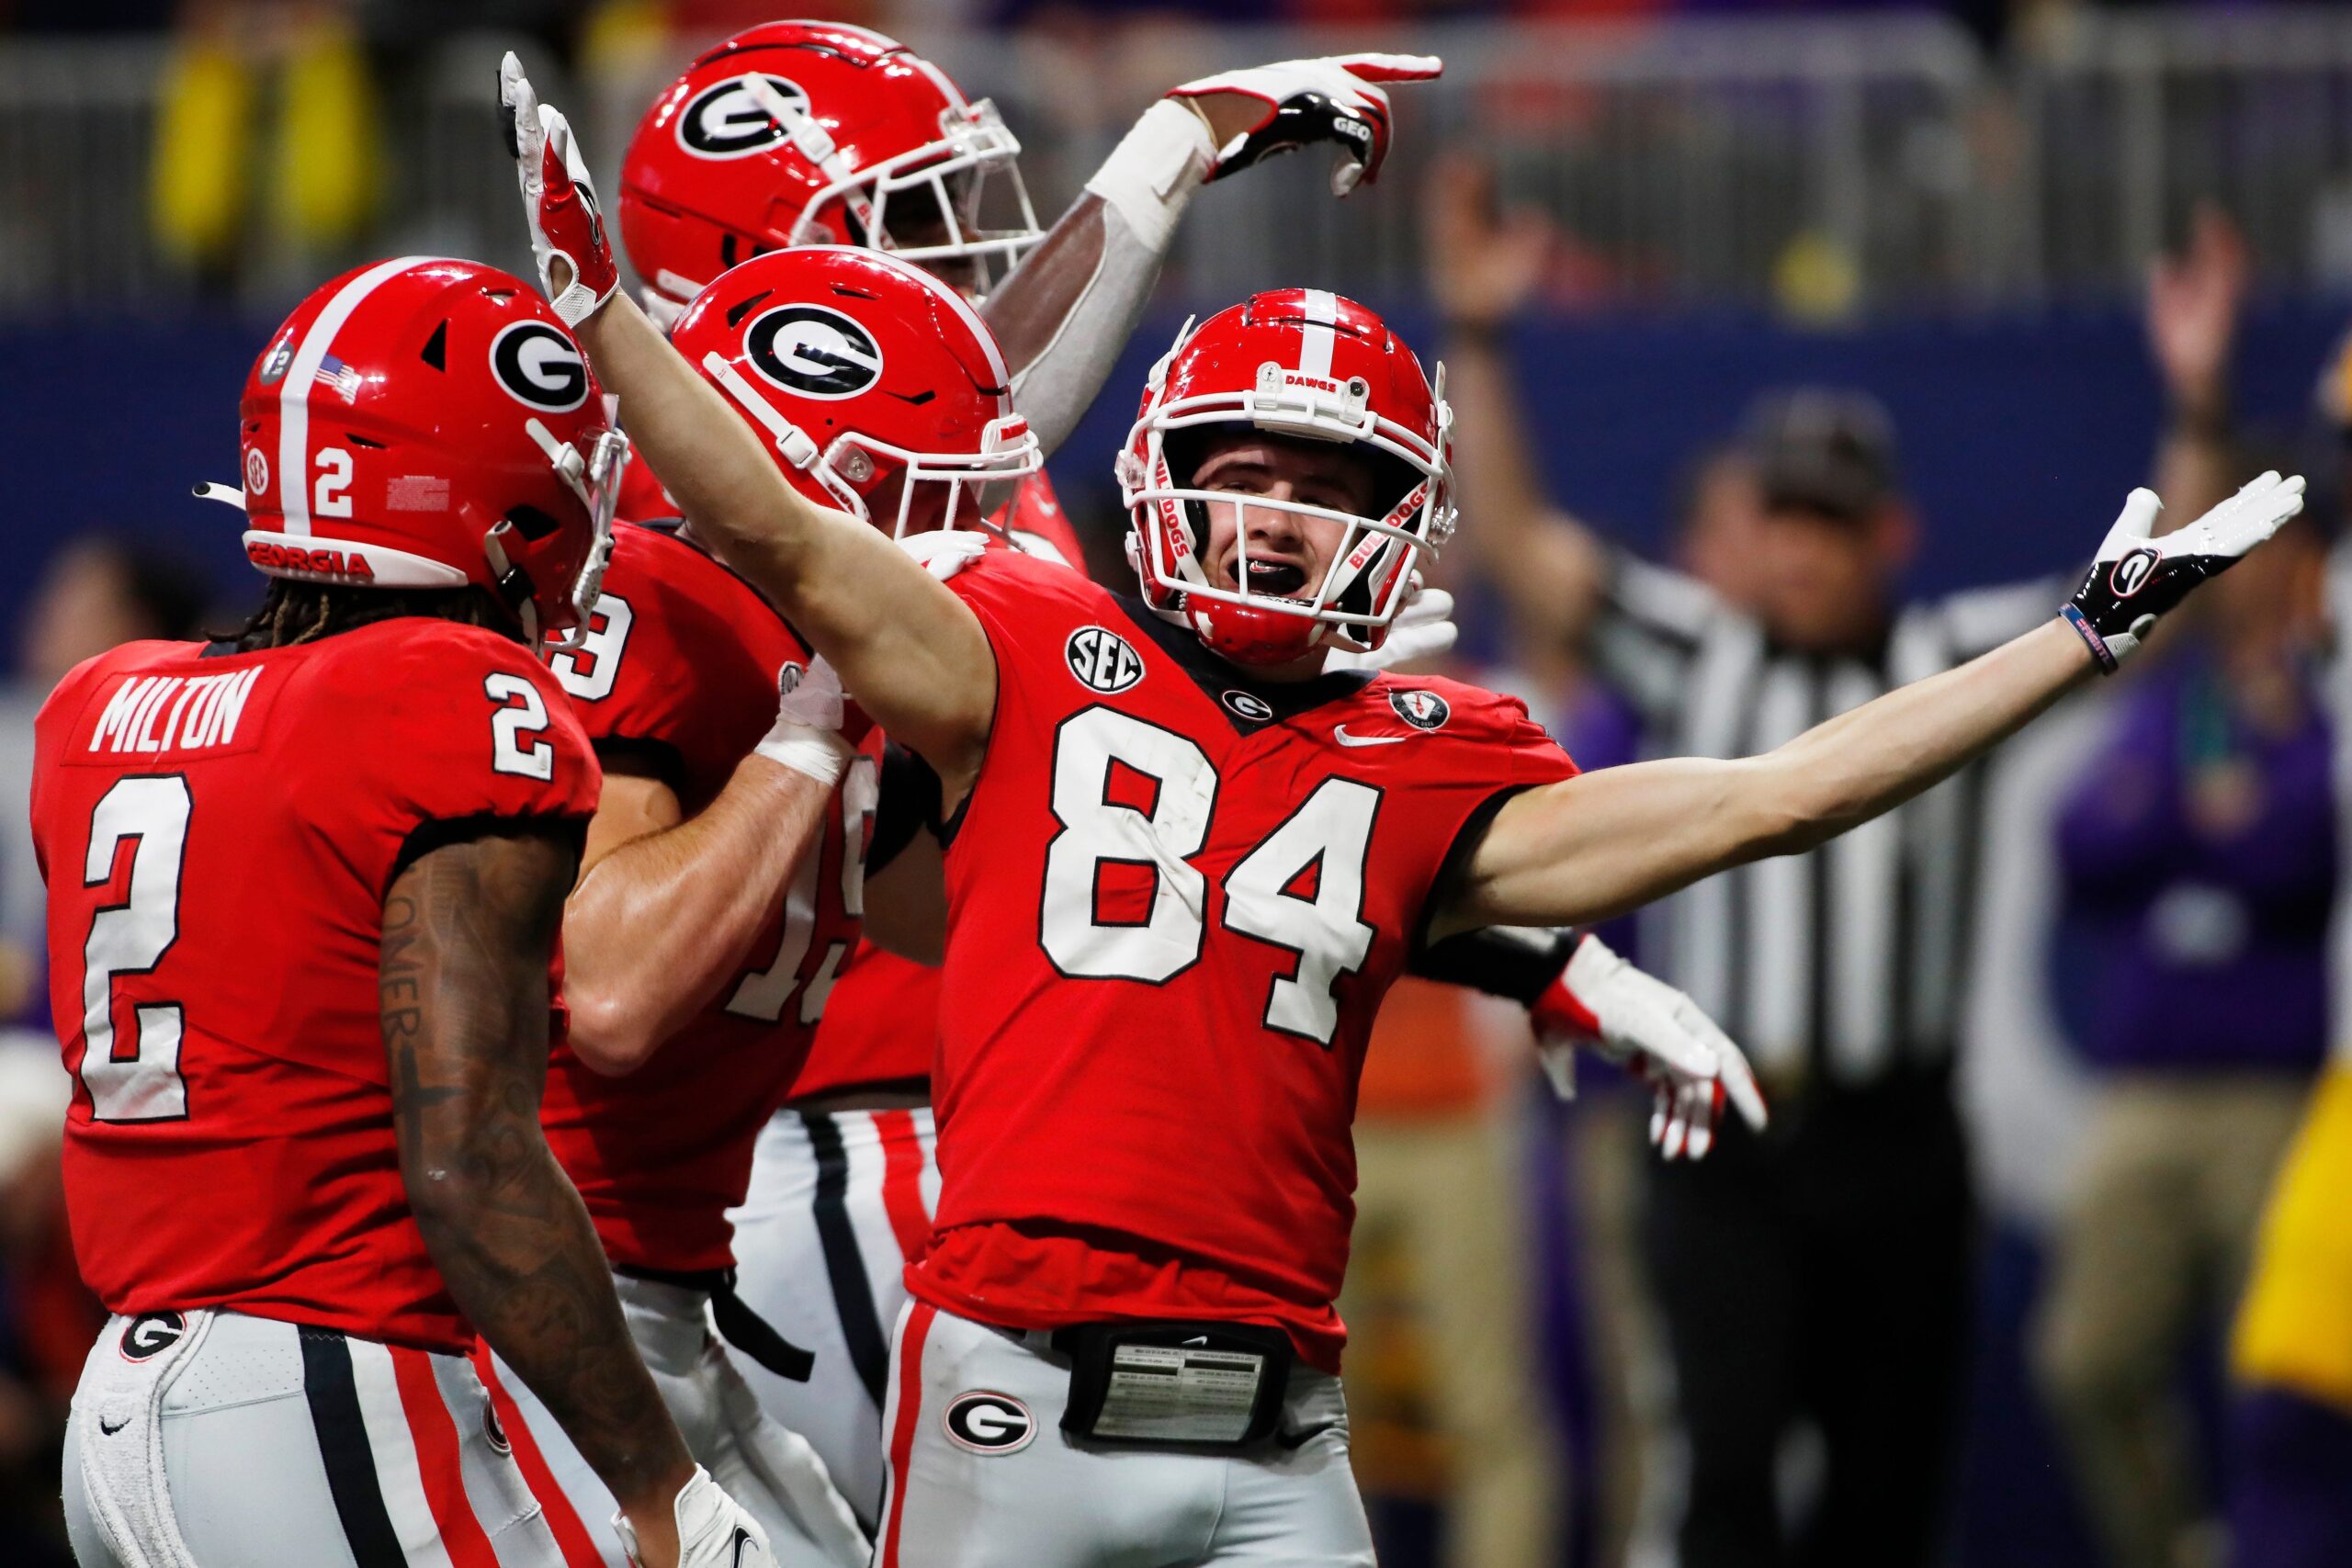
[1113,592,1374,736]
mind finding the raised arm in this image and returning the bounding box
[499,58,993,792]
[1433,476,2306,938]
[989,54,1439,457]
[2146,204,2247,521]
[382,827,700,1563]
[564,668,865,1072]
[1425,156,1607,652]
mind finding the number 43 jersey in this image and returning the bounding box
[912,550,1578,1372]
[29,623,597,1353]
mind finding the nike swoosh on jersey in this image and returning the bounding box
[1332,727,1412,748]
[732,1526,756,1568]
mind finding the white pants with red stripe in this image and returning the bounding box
[64,1309,562,1568]
[874,1303,1376,1568]
[483,1273,867,1568]
[726,1106,940,1526]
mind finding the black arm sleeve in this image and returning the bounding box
[869,739,944,876]
[1410,922,1582,1007]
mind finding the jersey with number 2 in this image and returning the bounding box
[30,624,596,1353]
[910,550,1578,1371]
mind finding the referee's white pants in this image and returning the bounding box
[726,1106,941,1526]
[483,1273,866,1568]
[874,1301,1376,1568]
[64,1308,564,1568]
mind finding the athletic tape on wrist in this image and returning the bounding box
[753,725,854,787]
[1084,98,1217,254]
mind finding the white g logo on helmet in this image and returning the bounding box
[744,305,885,400]
[489,321,590,412]
[678,74,809,159]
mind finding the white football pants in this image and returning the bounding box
[874,1301,1376,1568]
[64,1308,565,1568]
[726,1107,941,1526]
[484,1273,866,1568]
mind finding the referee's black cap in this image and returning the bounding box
[1741,388,1901,524]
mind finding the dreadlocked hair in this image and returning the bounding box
[229,579,517,652]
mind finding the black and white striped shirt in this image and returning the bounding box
[1596,556,2059,1086]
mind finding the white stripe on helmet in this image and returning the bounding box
[1298,289,1340,383]
[277,255,444,536]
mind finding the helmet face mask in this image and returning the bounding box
[1120,293,1456,667]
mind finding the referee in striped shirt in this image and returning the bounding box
[1430,169,2055,1568]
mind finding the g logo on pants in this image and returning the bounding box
[119,1312,186,1362]
[943,1391,1035,1455]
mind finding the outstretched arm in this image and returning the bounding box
[1433,476,2306,938]
[382,828,695,1562]
[499,57,993,794]
[989,54,1440,457]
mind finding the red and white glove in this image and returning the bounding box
[498,52,617,326]
[1170,53,1442,196]
[1532,935,1768,1160]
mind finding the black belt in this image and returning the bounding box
[615,1264,814,1383]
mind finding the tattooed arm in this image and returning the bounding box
[382,825,695,1567]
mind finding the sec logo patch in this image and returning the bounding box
[1067,626,1144,694]
[944,1391,1035,1455]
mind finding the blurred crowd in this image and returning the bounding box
[3,9,2352,1568]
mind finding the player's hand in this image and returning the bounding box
[2147,203,2248,425]
[752,655,870,787]
[1531,934,1768,1160]
[898,528,993,582]
[615,1466,773,1568]
[498,52,617,326]
[1324,574,1457,671]
[2063,472,2305,672]
[1170,53,1442,196]
[1423,153,1555,333]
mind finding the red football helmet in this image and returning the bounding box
[211,256,626,649]
[1119,288,1455,666]
[669,245,1040,536]
[618,21,1041,318]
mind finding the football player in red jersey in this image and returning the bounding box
[35,259,780,1568]
[490,244,1041,1568]
[507,81,2308,1563]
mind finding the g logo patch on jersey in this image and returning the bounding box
[1388,688,1451,731]
[745,305,884,400]
[2108,547,2160,599]
[677,74,810,159]
[944,1391,1035,1455]
[1222,690,1274,722]
[1067,626,1145,694]
[119,1312,186,1362]
[489,321,590,412]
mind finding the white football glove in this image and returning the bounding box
[752,654,866,788]
[1325,574,1458,671]
[898,528,994,582]
[1170,53,1442,196]
[615,1466,773,1568]
[1532,935,1768,1160]
[2062,471,2305,671]
[498,52,618,326]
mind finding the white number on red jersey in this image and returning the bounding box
[485,672,554,779]
[80,776,191,1122]
[1223,779,1380,1043]
[726,752,877,1025]
[1037,708,1380,1045]
[547,593,635,704]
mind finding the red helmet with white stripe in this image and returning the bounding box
[1119,288,1454,667]
[618,21,1040,318]
[669,245,1040,536]
[220,256,626,649]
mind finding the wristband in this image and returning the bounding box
[2058,604,2120,674]
[752,724,854,788]
[1084,98,1217,254]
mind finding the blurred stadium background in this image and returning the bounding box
[5,3,2352,1567]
